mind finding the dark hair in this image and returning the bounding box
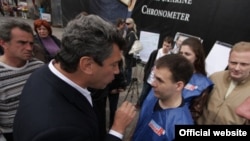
[163,36,174,48]
[0,19,33,42]
[180,37,206,75]
[55,14,126,73]
[155,54,193,85]
[116,18,125,27]
[163,36,174,44]
[33,19,52,35]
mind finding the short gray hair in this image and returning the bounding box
[55,14,126,73]
[0,19,33,42]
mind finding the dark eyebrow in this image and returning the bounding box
[155,75,164,83]
[17,40,34,45]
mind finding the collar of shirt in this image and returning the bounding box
[225,80,238,98]
[157,48,168,60]
[48,60,93,106]
[0,60,29,70]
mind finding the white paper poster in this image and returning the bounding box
[139,31,160,63]
[205,41,232,76]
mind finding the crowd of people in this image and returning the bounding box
[0,10,250,141]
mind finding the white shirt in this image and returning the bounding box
[49,61,123,139]
[48,60,93,106]
[147,48,170,84]
[225,80,237,98]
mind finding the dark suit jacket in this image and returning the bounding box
[143,49,158,82]
[13,65,121,141]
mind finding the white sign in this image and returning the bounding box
[139,31,160,63]
[41,13,51,22]
[205,41,232,76]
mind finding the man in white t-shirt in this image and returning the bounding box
[136,36,174,108]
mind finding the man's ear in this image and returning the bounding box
[0,40,7,51]
[0,39,5,46]
[79,56,94,75]
[0,39,8,48]
[176,81,185,91]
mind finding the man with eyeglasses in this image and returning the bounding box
[124,18,137,86]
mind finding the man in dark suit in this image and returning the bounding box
[13,14,136,141]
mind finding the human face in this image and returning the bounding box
[228,51,250,82]
[179,45,196,65]
[162,41,172,54]
[36,25,49,38]
[151,67,178,101]
[176,36,186,48]
[118,22,126,30]
[90,44,122,89]
[0,27,34,62]
[126,22,133,29]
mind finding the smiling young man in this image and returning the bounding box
[13,14,136,141]
[0,19,44,141]
[197,41,250,125]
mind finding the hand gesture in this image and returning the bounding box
[110,101,137,134]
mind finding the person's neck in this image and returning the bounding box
[229,72,250,84]
[53,61,87,88]
[162,49,170,54]
[231,78,243,84]
[158,93,182,109]
[40,36,50,39]
[0,56,27,67]
[117,27,122,30]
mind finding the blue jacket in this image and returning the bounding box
[132,90,194,141]
[182,73,213,106]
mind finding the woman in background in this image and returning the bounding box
[179,37,213,122]
[33,19,61,63]
[115,18,126,38]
